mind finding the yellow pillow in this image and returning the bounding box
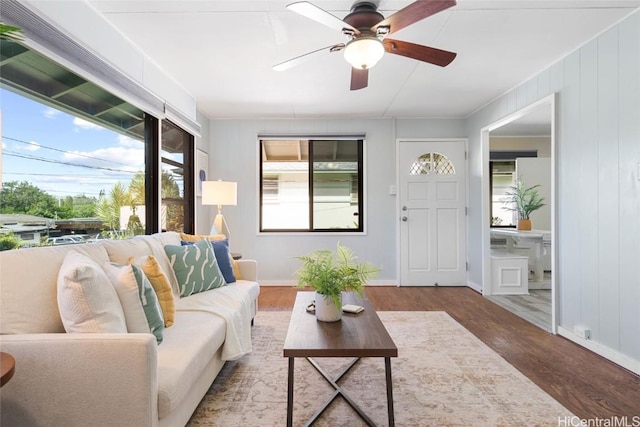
[232,258,242,280]
[180,232,226,242]
[129,255,175,328]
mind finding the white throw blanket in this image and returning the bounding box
[174,284,253,360]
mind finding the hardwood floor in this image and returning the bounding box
[258,286,640,420]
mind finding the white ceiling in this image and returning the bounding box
[89,0,640,121]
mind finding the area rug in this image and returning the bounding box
[187,311,573,426]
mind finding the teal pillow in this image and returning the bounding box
[164,238,227,297]
[130,264,165,344]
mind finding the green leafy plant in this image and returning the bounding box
[504,177,545,220]
[295,243,379,308]
[0,232,22,251]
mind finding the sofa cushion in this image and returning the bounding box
[103,262,165,344]
[57,251,127,333]
[0,243,111,334]
[164,239,227,297]
[156,310,226,419]
[231,279,260,303]
[130,255,176,327]
[100,238,153,265]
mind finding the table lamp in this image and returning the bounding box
[202,180,237,236]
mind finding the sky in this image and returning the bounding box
[1,87,145,199]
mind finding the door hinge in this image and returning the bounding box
[465,206,468,216]
[464,151,467,160]
[466,262,469,271]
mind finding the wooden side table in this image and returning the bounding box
[1,351,15,387]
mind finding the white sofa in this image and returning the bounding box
[0,231,260,427]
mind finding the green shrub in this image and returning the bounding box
[0,232,22,251]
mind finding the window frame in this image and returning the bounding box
[259,137,365,233]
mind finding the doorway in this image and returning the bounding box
[397,139,467,286]
[481,95,557,333]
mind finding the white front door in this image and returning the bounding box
[399,140,467,286]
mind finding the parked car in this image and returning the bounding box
[46,236,83,246]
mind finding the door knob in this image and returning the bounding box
[402,206,407,211]
[401,216,408,222]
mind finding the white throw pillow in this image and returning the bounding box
[104,262,165,344]
[57,251,127,333]
[103,262,150,333]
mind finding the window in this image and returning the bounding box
[260,138,363,232]
[0,36,195,250]
[161,121,194,233]
[489,151,537,227]
[410,152,455,175]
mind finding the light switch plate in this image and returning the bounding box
[389,185,397,195]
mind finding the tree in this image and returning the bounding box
[0,181,58,218]
[0,232,22,251]
[95,182,132,231]
[129,170,184,232]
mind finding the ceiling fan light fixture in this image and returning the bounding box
[343,37,384,70]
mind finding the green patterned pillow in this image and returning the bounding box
[164,238,227,297]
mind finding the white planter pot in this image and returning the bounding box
[315,292,342,322]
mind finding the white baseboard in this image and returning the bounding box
[557,326,640,376]
[467,281,482,293]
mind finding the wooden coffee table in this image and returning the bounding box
[283,292,398,427]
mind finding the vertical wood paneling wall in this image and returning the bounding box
[467,10,640,367]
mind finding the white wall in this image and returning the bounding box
[195,110,212,234]
[467,10,640,371]
[208,118,465,284]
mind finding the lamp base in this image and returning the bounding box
[213,214,230,237]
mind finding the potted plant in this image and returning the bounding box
[504,177,545,230]
[295,243,379,322]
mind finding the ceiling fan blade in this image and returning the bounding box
[287,1,358,34]
[350,68,368,90]
[273,44,345,71]
[373,0,456,35]
[383,39,456,67]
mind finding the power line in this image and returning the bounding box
[3,151,140,174]
[2,135,140,167]
[3,172,133,178]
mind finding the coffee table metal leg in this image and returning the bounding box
[385,357,395,427]
[287,357,294,427]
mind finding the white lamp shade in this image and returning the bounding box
[202,181,237,206]
[343,37,385,70]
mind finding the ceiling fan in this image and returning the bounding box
[273,0,457,90]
